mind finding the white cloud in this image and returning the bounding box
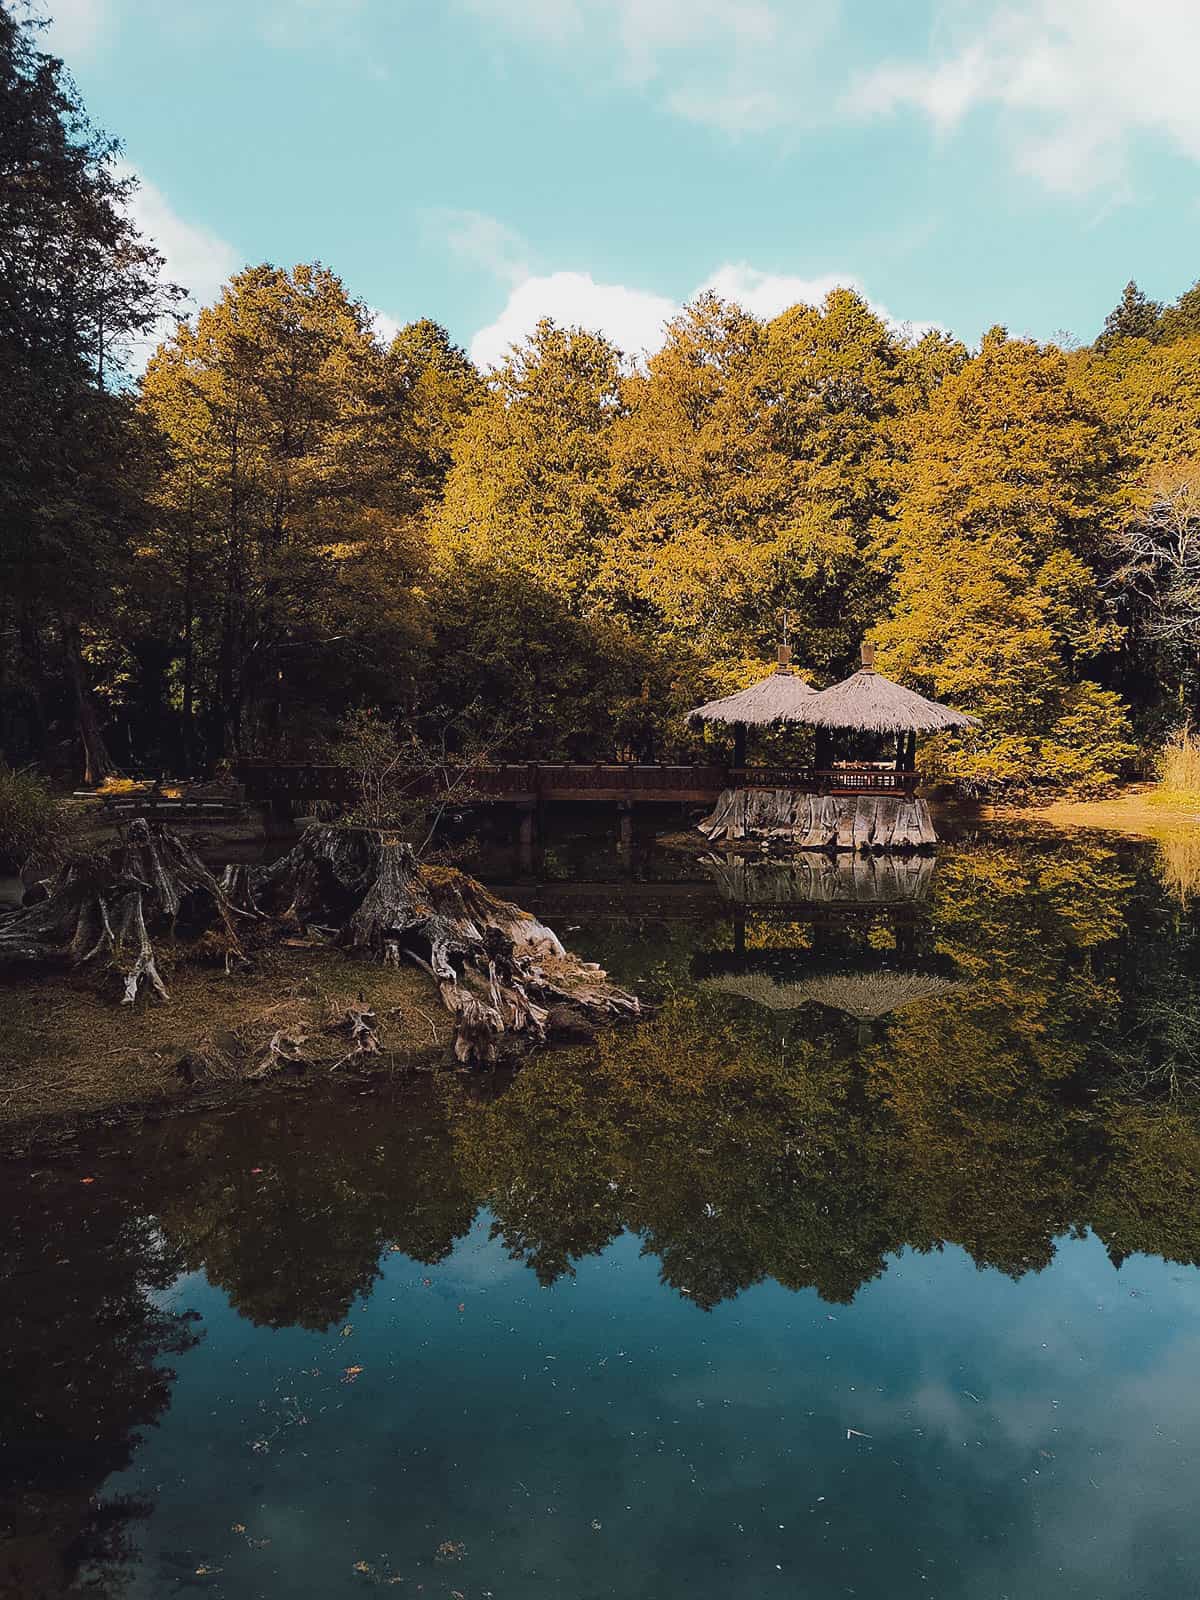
[122,164,240,314]
[468,259,938,369]
[115,162,240,367]
[847,0,1200,193]
[370,308,404,347]
[469,270,677,367]
[699,263,938,337]
[428,208,531,285]
[459,0,834,135]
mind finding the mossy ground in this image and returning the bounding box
[0,946,448,1139]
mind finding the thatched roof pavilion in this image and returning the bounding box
[801,644,977,736]
[690,647,817,729]
[689,646,816,767]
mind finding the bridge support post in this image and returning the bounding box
[261,795,296,837]
[516,802,538,875]
[617,800,634,854]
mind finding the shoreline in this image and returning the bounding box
[985,786,1200,840]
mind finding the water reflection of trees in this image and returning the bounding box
[5,836,1199,1592]
[150,1085,476,1331]
[451,836,1200,1306]
[0,1176,197,1599]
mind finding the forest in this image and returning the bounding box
[3,4,1200,804]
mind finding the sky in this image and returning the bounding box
[38,0,1200,368]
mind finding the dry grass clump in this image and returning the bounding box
[1155,728,1200,805]
[1157,831,1200,903]
[0,764,71,872]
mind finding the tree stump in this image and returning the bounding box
[238,825,641,1064]
[0,819,244,1002]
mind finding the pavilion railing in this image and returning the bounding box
[736,766,919,798]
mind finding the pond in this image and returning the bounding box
[4,818,1200,1598]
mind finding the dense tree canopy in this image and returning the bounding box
[2,0,1199,795]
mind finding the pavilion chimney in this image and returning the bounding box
[860,641,876,671]
[776,642,792,672]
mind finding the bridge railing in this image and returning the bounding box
[233,759,920,804]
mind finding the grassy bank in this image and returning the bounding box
[0,950,448,1145]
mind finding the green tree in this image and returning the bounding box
[140,263,430,757]
[432,319,624,611]
[1158,280,1200,345]
[0,3,178,781]
[1095,279,1163,351]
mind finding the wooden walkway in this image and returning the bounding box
[234,760,919,811]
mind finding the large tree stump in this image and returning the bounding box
[0,823,639,1064]
[698,789,938,851]
[0,819,244,1002]
[241,826,640,1064]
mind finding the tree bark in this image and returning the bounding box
[62,618,116,786]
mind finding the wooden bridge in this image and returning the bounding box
[234,760,920,815]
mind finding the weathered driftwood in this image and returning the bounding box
[241,826,640,1064]
[0,819,243,1002]
[698,789,938,851]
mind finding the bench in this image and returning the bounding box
[96,779,246,822]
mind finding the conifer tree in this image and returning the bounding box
[1095,280,1163,351]
[1159,280,1200,345]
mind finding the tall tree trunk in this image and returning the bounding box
[219,418,243,757]
[181,500,196,777]
[62,619,116,786]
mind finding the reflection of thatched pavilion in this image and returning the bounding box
[694,643,977,852]
[701,966,964,1019]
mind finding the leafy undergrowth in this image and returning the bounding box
[0,948,446,1135]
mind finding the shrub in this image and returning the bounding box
[0,764,69,873]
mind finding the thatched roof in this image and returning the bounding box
[702,968,964,1018]
[690,654,817,728]
[798,645,977,736]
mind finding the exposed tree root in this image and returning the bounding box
[246,826,640,1063]
[0,820,243,1002]
[1,822,639,1066]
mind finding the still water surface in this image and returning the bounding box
[4,819,1200,1598]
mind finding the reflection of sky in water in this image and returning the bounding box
[110,1222,1200,1598]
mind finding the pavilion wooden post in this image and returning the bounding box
[733,722,746,771]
